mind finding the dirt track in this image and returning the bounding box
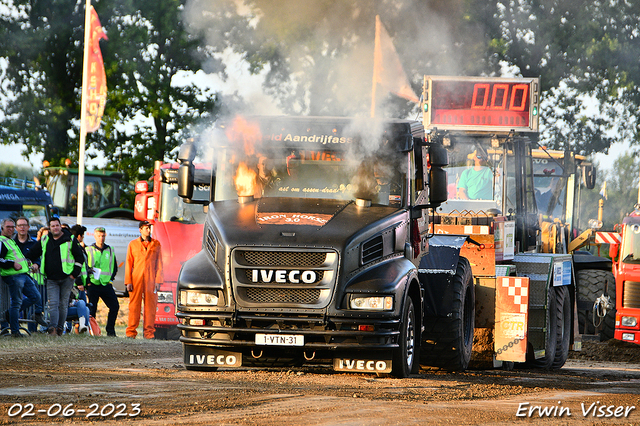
[0,336,638,425]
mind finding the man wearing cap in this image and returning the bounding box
[124,220,163,339]
[86,226,120,337]
[457,150,494,200]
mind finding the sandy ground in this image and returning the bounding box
[0,330,638,426]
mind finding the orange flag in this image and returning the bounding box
[85,6,108,132]
[372,15,419,103]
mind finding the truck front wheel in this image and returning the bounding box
[392,297,417,378]
[577,269,616,341]
[526,286,558,369]
[420,257,475,371]
[552,285,571,369]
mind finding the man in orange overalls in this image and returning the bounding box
[125,220,163,339]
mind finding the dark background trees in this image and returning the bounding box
[0,0,218,180]
[1,0,639,219]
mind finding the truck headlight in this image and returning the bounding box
[349,295,393,311]
[621,316,638,327]
[180,290,218,306]
[157,291,173,304]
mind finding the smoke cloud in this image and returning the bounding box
[182,0,464,119]
[181,1,466,201]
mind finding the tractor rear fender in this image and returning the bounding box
[418,235,468,318]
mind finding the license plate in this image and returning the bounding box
[255,333,304,346]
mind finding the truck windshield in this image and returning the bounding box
[436,140,504,215]
[532,153,567,219]
[621,223,640,264]
[212,147,404,207]
[159,182,209,224]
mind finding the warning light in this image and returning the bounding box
[532,106,538,116]
[423,103,428,113]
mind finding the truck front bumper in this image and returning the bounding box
[615,329,640,345]
[176,310,402,351]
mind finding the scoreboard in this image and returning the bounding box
[422,76,540,132]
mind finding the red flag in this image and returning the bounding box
[372,16,419,103]
[85,6,108,132]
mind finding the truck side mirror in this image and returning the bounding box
[583,164,596,189]
[178,141,196,199]
[429,143,448,207]
[178,163,194,199]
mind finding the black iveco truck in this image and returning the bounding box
[175,116,456,377]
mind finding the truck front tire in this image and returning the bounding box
[552,285,571,369]
[577,269,616,341]
[526,286,558,369]
[392,297,417,378]
[420,257,475,371]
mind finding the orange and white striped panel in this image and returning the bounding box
[595,232,621,245]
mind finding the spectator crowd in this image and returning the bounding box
[1,216,162,339]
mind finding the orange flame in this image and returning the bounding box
[226,116,263,197]
[235,162,257,197]
[226,116,262,158]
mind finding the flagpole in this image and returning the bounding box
[371,16,380,118]
[77,0,92,225]
[637,166,640,205]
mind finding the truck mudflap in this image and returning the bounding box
[419,235,467,274]
[184,344,395,373]
[333,358,392,373]
[184,345,243,368]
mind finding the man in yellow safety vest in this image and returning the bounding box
[26,217,84,336]
[86,226,120,337]
[1,218,48,337]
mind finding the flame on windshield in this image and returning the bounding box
[226,116,263,197]
[234,162,257,197]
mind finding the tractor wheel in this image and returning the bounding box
[526,286,558,369]
[392,296,418,378]
[420,257,474,371]
[577,269,616,341]
[552,285,571,369]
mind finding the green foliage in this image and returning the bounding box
[0,163,37,180]
[183,0,640,155]
[0,0,218,182]
[602,153,640,229]
[464,0,640,155]
[2,0,640,180]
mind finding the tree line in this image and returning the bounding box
[0,0,638,223]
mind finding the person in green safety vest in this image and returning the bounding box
[1,219,48,337]
[85,226,120,337]
[456,150,494,200]
[26,217,85,336]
